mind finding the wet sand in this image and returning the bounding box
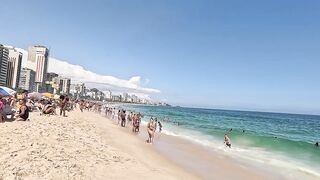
[104,113,284,180]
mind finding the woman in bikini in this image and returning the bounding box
[15,99,29,121]
[147,118,156,144]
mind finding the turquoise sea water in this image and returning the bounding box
[124,105,320,178]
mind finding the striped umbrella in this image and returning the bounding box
[0,86,16,97]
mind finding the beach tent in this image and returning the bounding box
[42,92,54,98]
[0,86,16,97]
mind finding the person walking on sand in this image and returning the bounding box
[120,110,126,127]
[127,112,133,126]
[224,134,231,148]
[147,118,156,144]
[59,95,69,117]
[117,110,121,125]
[132,114,138,132]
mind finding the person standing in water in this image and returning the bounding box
[158,121,163,132]
[315,142,319,147]
[224,134,231,148]
[154,118,158,131]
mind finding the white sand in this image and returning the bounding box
[0,110,198,180]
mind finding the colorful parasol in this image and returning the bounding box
[0,86,16,97]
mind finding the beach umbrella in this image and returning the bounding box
[42,92,54,98]
[53,94,60,100]
[0,86,16,97]
[28,92,42,99]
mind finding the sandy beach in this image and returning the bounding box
[0,110,198,180]
[0,109,293,180]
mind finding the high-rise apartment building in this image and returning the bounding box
[19,68,36,92]
[45,72,59,82]
[43,72,59,93]
[28,45,49,92]
[0,45,9,86]
[53,77,71,94]
[6,48,22,89]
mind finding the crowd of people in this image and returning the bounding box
[98,106,164,144]
[0,90,77,123]
[1,91,255,148]
[0,91,31,122]
[66,99,164,145]
[5,92,319,149]
[104,108,138,131]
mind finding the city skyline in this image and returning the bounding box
[1,44,158,105]
[1,0,320,114]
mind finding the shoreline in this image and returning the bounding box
[131,120,282,179]
[124,105,320,180]
[0,110,199,179]
[1,109,316,179]
[101,112,282,179]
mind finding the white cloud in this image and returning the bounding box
[14,47,160,97]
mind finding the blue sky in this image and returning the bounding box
[1,0,320,114]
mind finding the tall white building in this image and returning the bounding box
[71,83,86,97]
[0,45,9,86]
[6,48,22,89]
[122,93,129,102]
[131,95,138,103]
[19,68,36,92]
[105,90,112,100]
[44,72,59,93]
[61,78,71,94]
[53,77,71,94]
[27,45,49,92]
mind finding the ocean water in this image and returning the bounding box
[124,105,320,178]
